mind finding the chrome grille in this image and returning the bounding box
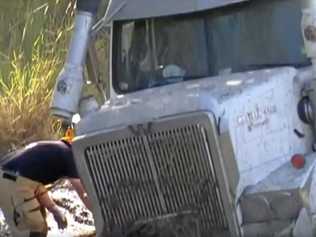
[85,137,165,226]
[85,118,228,233]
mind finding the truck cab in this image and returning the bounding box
[51,0,316,236]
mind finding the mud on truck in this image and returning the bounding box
[50,0,316,236]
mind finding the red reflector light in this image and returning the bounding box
[291,154,305,169]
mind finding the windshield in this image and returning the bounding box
[113,0,312,93]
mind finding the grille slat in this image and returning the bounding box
[95,145,111,208]
[86,148,110,222]
[136,137,164,217]
[105,141,127,225]
[191,126,225,227]
[199,126,227,227]
[121,139,142,219]
[127,137,151,218]
[84,119,228,234]
[174,128,195,207]
[115,140,134,222]
[150,131,179,211]
[176,127,199,205]
[189,126,216,230]
[132,137,164,218]
[158,130,187,208]
[98,143,121,225]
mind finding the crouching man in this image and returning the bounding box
[0,139,91,237]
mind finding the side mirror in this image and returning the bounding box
[302,8,316,72]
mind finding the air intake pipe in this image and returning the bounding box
[50,0,101,120]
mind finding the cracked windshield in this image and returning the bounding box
[114,0,311,93]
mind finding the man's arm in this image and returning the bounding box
[68,178,92,211]
[35,185,68,229]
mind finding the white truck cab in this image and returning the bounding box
[51,1,316,236]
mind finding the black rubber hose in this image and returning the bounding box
[77,0,102,14]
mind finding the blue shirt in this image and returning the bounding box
[2,140,79,184]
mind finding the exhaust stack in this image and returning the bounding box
[50,0,101,120]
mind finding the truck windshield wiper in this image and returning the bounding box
[239,62,311,71]
[183,75,208,80]
[146,77,183,88]
[146,74,207,88]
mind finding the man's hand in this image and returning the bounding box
[69,178,92,210]
[35,184,68,229]
[50,206,68,229]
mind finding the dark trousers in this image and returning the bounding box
[29,232,47,237]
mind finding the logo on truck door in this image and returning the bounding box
[237,104,277,130]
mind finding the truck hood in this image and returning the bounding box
[77,67,297,135]
[77,67,313,197]
[105,0,246,22]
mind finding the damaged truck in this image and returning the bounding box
[50,0,316,236]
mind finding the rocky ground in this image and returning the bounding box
[0,181,96,237]
[0,212,10,237]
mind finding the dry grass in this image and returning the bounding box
[0,0,109,154]
[0,1,75,154]
[0,53,61,153]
